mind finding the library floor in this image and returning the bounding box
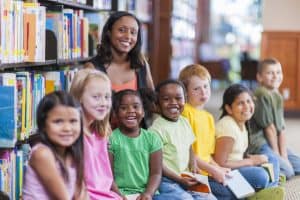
[206,89,300,200]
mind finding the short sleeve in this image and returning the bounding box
[148,131,163,153]
[253,95,273,128]
[215,117,237,141]
[149,125,167,146]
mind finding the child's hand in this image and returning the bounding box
[121,195,128,200]
[180,176,198,187]
[248,154,268,165]
[211,166,231,184]
[136,192,152,200]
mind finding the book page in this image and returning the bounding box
[126,194,140,200]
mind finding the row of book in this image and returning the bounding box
[0,1,91,64]
[0,147,26,200]
[0,68,78,148]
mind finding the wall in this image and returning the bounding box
[263,0,300,31]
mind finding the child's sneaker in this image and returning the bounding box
[247,186,285,200]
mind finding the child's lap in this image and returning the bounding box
[155,177,216,200]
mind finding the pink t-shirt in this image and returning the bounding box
[84,133,121,200]
[22,143,76,200]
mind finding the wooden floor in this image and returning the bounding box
[285,176,300,200]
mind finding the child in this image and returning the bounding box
[70,68,121,200]
[249,58,300,179]
[149,79,217,200]
[109,89,162,199]
[179,64,235,199]
[23,91,86,199]
[214,84,284,199]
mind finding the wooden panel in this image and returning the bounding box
[261,31,300,110]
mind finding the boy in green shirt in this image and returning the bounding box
[249,58,300,180]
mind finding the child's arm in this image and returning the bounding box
[214,137,268,169]
[189,146,200,173]
[264,124,280,155]
[30,146,70,200]
[196,157,230,184]
[108,152,127,199]
[73,182,89,200]
[138,150,162,200]
[278,131,289,159]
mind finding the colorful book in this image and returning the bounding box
[261,163,275,182]
[0,86,16,148]
[181,172,211,193]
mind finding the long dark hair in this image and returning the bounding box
[96,11,144,69]
[220,84,254,155]
[220,84,253,119]
[36,91,84,192]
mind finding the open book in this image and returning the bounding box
[225,170,255,199]
[181,172,211,193]
[126,194,140,200]
[261,163,275,182]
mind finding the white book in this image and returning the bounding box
[126,194,140,200]
[225,170,255,199]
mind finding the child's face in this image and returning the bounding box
[45,105,81,148]
[81,78,112,122]
[257,63,283,90]
[117,94,144,130]
[186,76,211,108]
[225,92,254,126]
[158,84,185,122]
[110,16,139,54]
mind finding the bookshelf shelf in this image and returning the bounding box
[40,0,109,11]
[0,60,57,70]
[57,56,93,65]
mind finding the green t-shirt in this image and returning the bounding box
[109,128,162,195]
[149,116,195,175]
[248,86,285,153]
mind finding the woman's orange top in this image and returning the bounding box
[111,74,138,92]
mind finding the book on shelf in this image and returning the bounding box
[181,171,211,193]
[224,169,255,199]
[0,73,17,148]
[261,163,275,182]
[0,86,16,148]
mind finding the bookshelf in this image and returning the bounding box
[0,0,113,198]
[150,0,198,84]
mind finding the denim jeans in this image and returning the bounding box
[238,166,270,190]
[278,148,300,179]
[208,178,237,200]
[259,143,280,186]
[154,177,217,200]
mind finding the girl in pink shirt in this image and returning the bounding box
[70,68,122,200]
[23,91,86,200]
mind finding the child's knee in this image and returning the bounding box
[254,169,270,188]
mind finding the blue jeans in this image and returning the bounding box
[154,177,217,200]
[238,166,270,190]
[259,143,300,179]
[259,144,280,186]
[278,148,300,179]
[208,178,237,200]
